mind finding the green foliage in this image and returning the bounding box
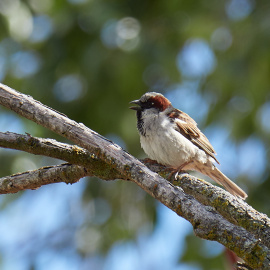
[0,0,270,269]
[181,235,226,270]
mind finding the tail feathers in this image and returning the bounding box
[208,167,247,200]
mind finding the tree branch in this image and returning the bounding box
[1,130,270,252]
[147,162,270,250]
[1,130,270,251]
[0,164,87,193]
[0,83,270,269]
[0,131,124,180]
[0,164,269,269]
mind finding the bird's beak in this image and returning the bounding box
[129,99,141,110]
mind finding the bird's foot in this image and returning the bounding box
[168,161,192,181]
[168,169,187,181]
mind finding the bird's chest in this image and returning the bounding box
[139,115,197,167]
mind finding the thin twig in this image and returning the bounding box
[0,164,87,194]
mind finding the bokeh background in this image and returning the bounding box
[0,0,269,269]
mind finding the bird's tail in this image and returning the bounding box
[207,166,247,200]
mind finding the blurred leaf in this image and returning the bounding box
[0,0,270,268]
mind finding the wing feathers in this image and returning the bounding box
[168,109,220,164]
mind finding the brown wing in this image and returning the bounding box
[168,109,220,164]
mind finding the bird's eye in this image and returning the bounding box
[141,100,155,109]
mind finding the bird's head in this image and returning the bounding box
[129,92,171,113]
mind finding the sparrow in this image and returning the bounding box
[130,92,247,200]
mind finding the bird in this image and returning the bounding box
[130,92,247,200]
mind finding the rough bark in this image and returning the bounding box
[1,131,270,252]
[0,164,87,193]
[0,83,269,269]
[0,131,124,180]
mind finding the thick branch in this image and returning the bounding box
[1,130,270,251]
[173,174,270,249]
[1,131,270,250]
[0,131,124,180]
[146,162,270,250]
[0,161,269,269]
[1,161,269,269]
[0,83,270,269]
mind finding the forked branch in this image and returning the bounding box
[0,83,269,269]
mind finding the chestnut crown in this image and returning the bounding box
[129,92,171,112]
